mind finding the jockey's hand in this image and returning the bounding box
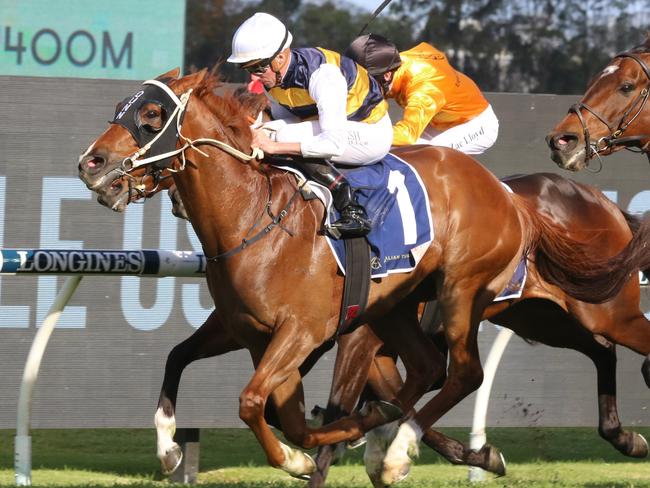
[251,128,277,154]
[251,128,301,156]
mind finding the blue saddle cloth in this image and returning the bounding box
[272,156,528,297]
[326,153,433,278]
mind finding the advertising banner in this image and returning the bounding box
[0,76,648,429]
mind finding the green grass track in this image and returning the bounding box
[1,427,649,487]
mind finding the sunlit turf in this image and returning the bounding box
[1,427,649,486]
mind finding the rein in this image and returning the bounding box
[569,52,650,165]
[118,80,264,172]
[126,169,174,203]
[115,78,301,261]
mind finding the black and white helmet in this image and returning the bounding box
[344,33,401,77]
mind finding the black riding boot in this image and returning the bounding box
[301,161,372,238]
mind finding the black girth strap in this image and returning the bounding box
[205,171,301,262]
[337,237,371,335]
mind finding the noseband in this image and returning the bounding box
[126,168,174,204]
[569,52,650,164]
[110,78,295,262]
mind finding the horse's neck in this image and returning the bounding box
[173,152,270,258]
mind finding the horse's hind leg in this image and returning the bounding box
[592,340,649,457]
[362,348,506,479]
[380,289,486,486]
[155,310,241,474]
[564,317,649,457]
[501,299,648,459]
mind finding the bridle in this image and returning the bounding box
[568,51,650,167]
[125,167,174,203]
[109,78,299,261]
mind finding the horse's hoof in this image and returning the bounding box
[291,473,311,481]
[348,435,367,449]
[363,401,403,423]
[628,433,649,458]
[368,472,389,488]
[480,444,506,476]
[279,442,317,479]
[380,460,411,486]
[311,405,325,427]
[160,443,183,475]
[641,356,650,388]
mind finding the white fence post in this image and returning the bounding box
[468,326,515,482]
[15,275,83,486]
[1,248,208,486]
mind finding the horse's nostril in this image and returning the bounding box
[551,134,578,152]
[80,154,106,173]
[87,156,105,169]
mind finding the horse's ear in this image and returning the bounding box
[156,67,181,81]
[180,68,209,88]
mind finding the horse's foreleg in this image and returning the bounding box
[525,307,649,458]
[309,325,384,488]
[259,327,377,484]
[366,351,402,399]
[369,302,446,413]
[238,317,324,478]
[569,303,650,456]
[155,310,241,474]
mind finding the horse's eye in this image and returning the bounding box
[135,103,165,133]
[620,82,635,93]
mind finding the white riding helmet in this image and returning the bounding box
[227,13,293,64]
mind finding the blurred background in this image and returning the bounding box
[1,0,649,435]
[184,0,650,91]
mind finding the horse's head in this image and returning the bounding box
[547,41,650,171]
[79,67,259,199]
[79,67,222,190]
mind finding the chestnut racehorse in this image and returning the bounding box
[548,36,650,171]
[101,161,650,485]
[78,68,650,481]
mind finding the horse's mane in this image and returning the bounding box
[631,33,650,54]
[189,67,253,152]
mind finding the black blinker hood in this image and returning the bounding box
[110,79,185,169]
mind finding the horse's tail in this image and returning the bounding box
[514,194,650,304]
[622,209,650,278]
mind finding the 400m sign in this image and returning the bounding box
[0,0,185,80]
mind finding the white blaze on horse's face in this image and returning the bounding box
[600,65,620,79]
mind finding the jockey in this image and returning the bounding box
[345,34,499,154]
[227,13,393,238]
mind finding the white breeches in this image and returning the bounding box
[416,105,499,155]
[266,114,393,166]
